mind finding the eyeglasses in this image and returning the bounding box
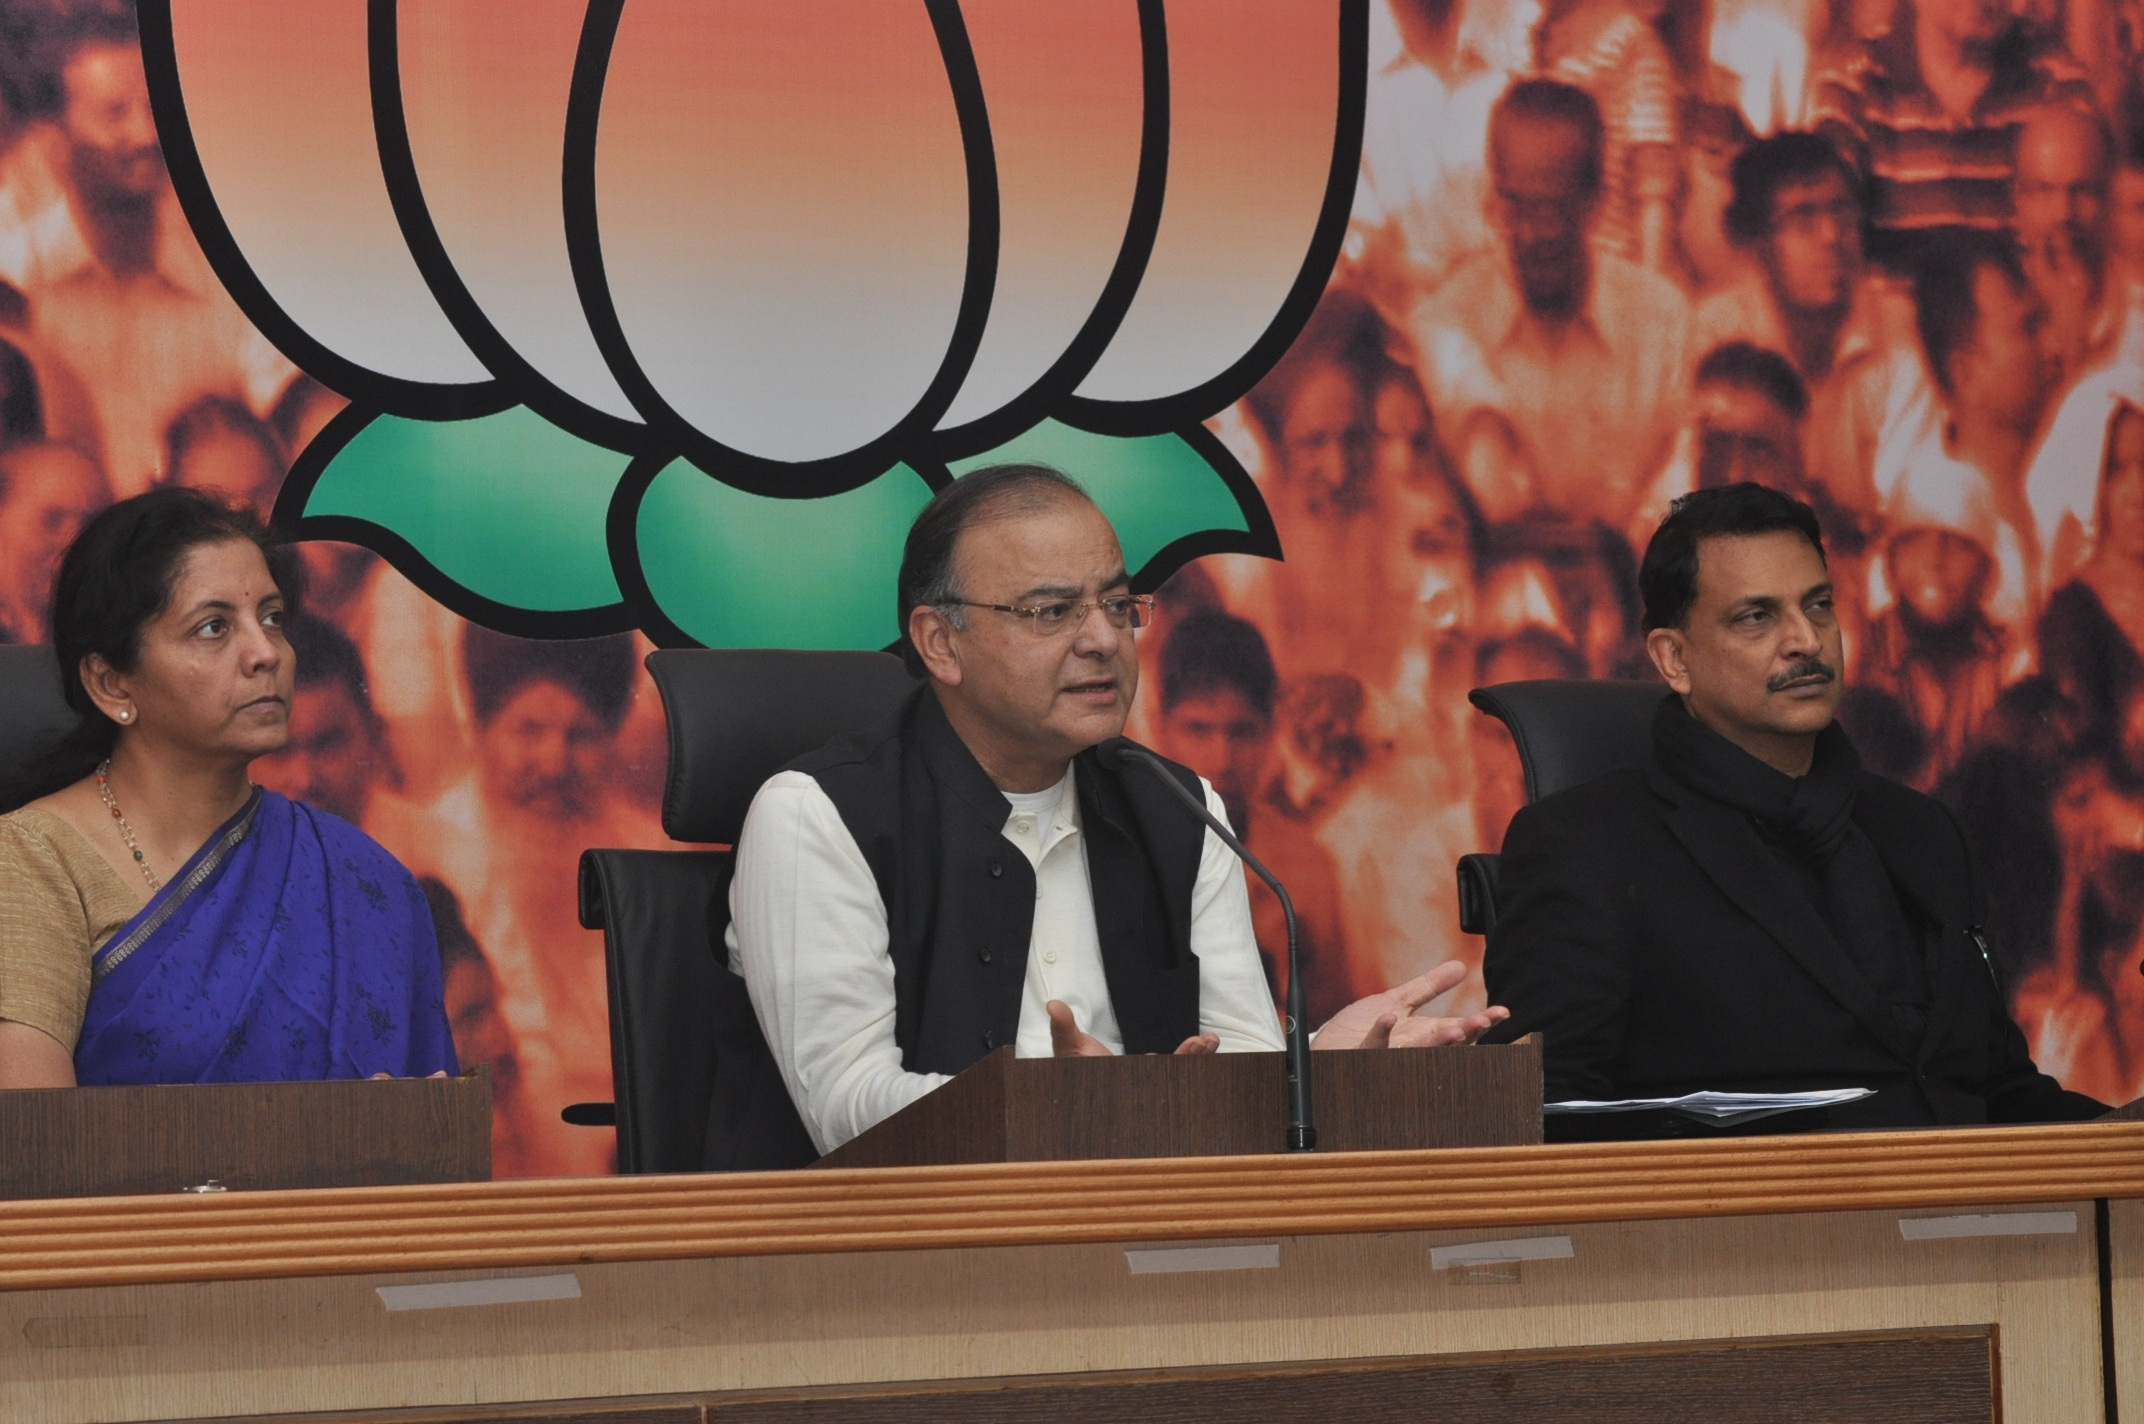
[950,594,1156,636]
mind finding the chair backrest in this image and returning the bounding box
[1456,679,1666,937]
[0,645,76,786]
[648,648,918,842]
[587,649,918,1172]
[1467,678,1667,804]
[578,847,733,1174]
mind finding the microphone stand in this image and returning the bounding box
[1109,742,1316,1152]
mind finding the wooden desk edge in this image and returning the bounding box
[5,1120,2142,1294]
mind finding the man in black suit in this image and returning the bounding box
[1482,483,2102,1128]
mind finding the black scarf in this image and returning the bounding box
[1653,696,1931,1041]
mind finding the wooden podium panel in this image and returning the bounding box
[0,1071,491,1200]
[816,1036,1543,1170]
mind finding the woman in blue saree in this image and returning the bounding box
[0,488,454,1087]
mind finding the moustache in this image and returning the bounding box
[1767,659,1837,692]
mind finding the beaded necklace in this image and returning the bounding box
[96,759,162,892]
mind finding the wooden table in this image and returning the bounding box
[8,1121,2144,1423]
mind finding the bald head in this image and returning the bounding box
[2014,104,2112,271]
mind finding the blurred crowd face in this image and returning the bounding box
[2112,165,2144,278]
[1921,0,2014,53]
[1373,375,1442,491]
[1953,264,2052,428]
[1283,676,1369,783]
[443,957,520,1100]
[0,444,105,636]
[1887,527,1994,630]
[1648,530,1843,759]
[61,41,163,202]
[1490,108,1598,321]
[478,678,612,821]
[90,538,294,766]
[172,427,284,512]
[1679,123,1746,291]
[1762,169,1861,317]
[2013,107,2112,274]
[1279,363,1375,512]
[256,677,381,824]
[1162,687,1273,829]
[2102,406,2144,565]
[1694,379,1805,488]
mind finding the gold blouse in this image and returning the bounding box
[0,806,138,1050]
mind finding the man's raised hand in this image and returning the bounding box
[1047,999,1113,1057]
[1309,959,1511,1051]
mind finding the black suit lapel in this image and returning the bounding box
[914,690,1015,832]
[1855,782,1976,1066]
[1650,768,1919,1062]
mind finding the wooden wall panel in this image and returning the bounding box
[165,1330,2000,1424]
[0,1203,2098,1424]
[5,1121,2143,1294]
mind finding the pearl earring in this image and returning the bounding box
[117,710,131,723]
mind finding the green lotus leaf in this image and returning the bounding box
[298,408,627,613]
[635,460,936,648]
[947,420,1261,579]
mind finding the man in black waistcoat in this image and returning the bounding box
[713,464,1509,1167]
[1482,483,2103,1129]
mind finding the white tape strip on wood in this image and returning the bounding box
[1430,1235,1576,1269]
[1124,1244,1281,1274]
[1898,1211,2078,1241]
[375,1273,583,1311]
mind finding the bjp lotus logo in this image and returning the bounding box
[139,1,1363,647]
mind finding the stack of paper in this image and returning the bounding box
[1544,1088,1875,1128]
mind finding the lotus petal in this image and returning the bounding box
[947,419,1276,582]
[158,0,492,394]
[630,461,935,649]
[1074,0,1355,410]
[583,0,980,469]
[391,0,641,429]
[287,407,628,620]
[934,0,1149,435]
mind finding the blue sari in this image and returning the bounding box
[74,789,458,1084]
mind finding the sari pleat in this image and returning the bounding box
[74,790,456,1084]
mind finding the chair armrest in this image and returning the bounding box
[1457,853,1501,936]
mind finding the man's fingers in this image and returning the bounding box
[1358,1011,1399,1051]
[1050,1000,1117,1057]
[1047,999,1080,1057]
[1387,1008,1508,1049]
[1173,1033,1220,1055]
[1390,959,1470,1014]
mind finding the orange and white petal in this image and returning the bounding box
[166,0,489,388]
[394,0,640,425]
[934,0,1147,432]
[588,0,974,464]
[1075,0,1346,405]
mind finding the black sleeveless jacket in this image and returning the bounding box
[703,687,1208,1168]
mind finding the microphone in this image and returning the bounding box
[1095,737,1315,1152]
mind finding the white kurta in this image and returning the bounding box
[727,763,1285,1155]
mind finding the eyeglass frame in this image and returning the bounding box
[941,593,1157,636]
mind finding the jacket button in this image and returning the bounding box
[982,1030,996,1050]
[978,947,993,964]
[989,860,1003,878]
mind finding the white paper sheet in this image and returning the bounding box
[1544,1088,1875,1127]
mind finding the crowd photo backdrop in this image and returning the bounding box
[0,0,2139,1173]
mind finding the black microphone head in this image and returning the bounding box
[1093,736,1136,771]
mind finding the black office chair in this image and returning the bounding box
[1456,679,1667,935]
[576,648,917,1173]
[0,645,77,786]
